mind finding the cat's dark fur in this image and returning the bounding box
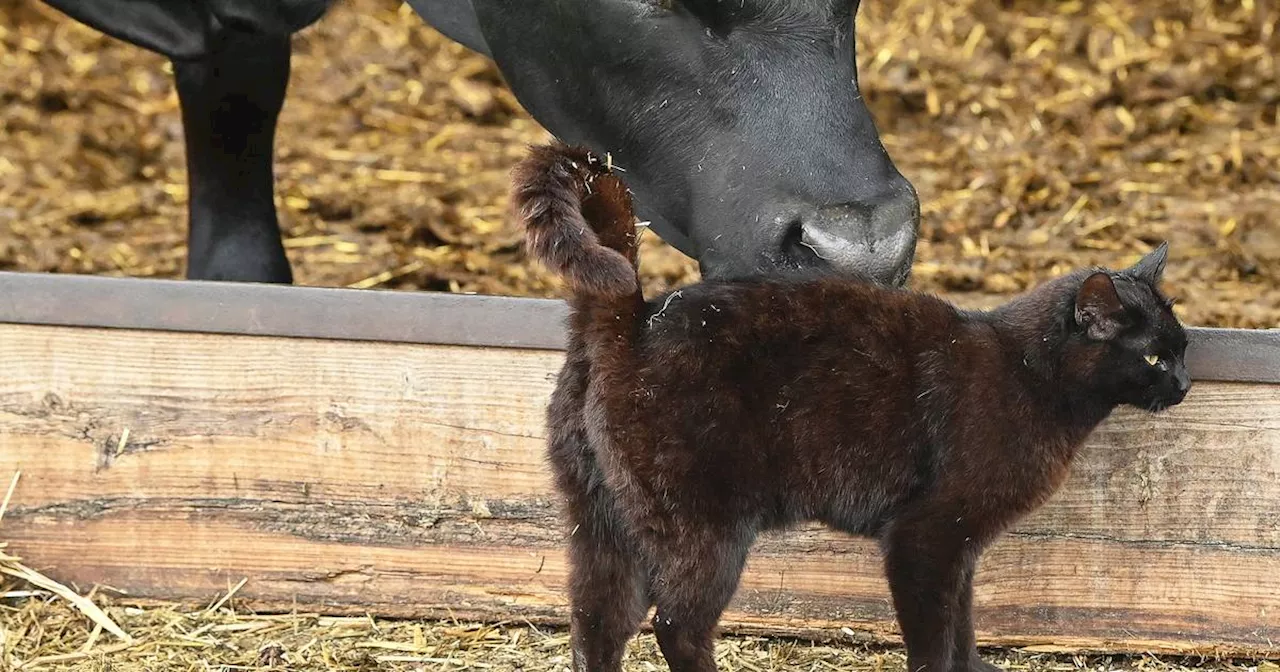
[512,143,1192,672]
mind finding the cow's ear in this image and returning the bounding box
[42,0,208,60]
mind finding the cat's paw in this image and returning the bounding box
[960,653,1004,672]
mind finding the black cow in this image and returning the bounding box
[39,0,921,286]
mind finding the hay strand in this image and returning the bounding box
[0,472,133,645]
[0,471,19,526]
[205,577,249,616]
[0,596,1270,671]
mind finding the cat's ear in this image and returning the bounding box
[1075,272,1126,341]
[1127,241,1168,284]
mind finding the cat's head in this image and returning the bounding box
[1070,242,1191,412]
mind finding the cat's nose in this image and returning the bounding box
[1172,360,1192,404]
[1172,366,1192,394]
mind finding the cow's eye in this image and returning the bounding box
[672,0,742,25]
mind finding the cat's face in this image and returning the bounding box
[1073,242,1192,412]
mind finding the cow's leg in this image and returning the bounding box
[174,27,293,283]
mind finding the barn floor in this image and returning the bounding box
[1,0,1278,327]
[1,595,1277,672]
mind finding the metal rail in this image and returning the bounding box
[1,271,1276,383]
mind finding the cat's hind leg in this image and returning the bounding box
[564,501,650,672]
[645,526,754,672]
[547,353,650,672]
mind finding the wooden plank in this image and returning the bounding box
[1,322,1278,654]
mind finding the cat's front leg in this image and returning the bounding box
[950,558,1003,672]
[960,649,1003,672]
[882,518,972,672]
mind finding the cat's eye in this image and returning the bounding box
[1144,354,1160,366]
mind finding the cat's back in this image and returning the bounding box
[637,272,960,360]
[620,272,961,528]
[632,271,964,422]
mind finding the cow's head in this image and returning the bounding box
[473,0,919,285]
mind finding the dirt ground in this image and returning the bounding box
[0,0,1277,327]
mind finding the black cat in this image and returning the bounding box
[513,143,1192,672]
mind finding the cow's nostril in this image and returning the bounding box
[789,207,916,286]
[779,218,819,269]
[765,181,920,283]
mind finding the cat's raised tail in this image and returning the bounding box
[511,142,641,301]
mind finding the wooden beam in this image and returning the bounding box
[1,322,1277,655]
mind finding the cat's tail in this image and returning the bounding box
[513,143,654,535]
[514,142,672,547]
[511,142,642,303]
[512,141,646,406]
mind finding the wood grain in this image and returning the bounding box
[1,323,1277,654]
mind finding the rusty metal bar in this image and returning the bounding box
[0,271,1276,383]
